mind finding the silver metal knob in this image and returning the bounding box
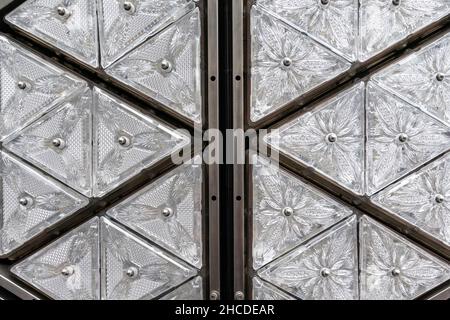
[52,138,66,149]
[282,207,294,217]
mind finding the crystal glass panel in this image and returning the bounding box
[4,88,93,197]
[106,9,202,123]
[11,218,100,300]
[258,216,359,300]
[160,277,203,300]
[373,33,450,126]
[366,82,450,195]
[6,0,99,67]
[265,83,365,194]
[100,218,196,300]
[359,216,450,300]
[255,0,358,61]
[250,6,351,122]
[359,0,450,61]
[107,157,202,268]
[252,277,295,300]
[372,153,450,247]
[0,151,88,257]
[98,0,195,68]
[0,36,85,141]
[252,155,352,269]
[93,88,190,197]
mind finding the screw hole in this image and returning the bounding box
[235,75,241,81]
[211,196,217,201]
[210,76,216,81]
[236,196,242,201]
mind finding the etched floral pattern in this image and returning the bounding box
[98,0,194,67]
[360,0,450,61]
[6,0,99,67]
[259,217,358,300]
[0,151,88,256]
[101,218,196,300]
[252,156,352,269]
[373,153,450,246]
[106,9,202,123]
[250,6,351,122]
[107,159,202,267]
[373,33,450,125]
[256,0,358,60]
[265,83,365,194]
[366,83,450,194]
[11,218,100,300]
[359,216,450,300]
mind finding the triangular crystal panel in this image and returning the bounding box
[366,82,450,195]
[359,216,450,300]
[252,277,295,300]
[98,0,195,68]
[372,153,450,248]
[106,9,202,123]
[264,83,365,195]
[373,33,450,126]
[107,157,202,268]
[359,0,450,61]
[6,0,99,67]
[160,277,203,300]
[100,218,196,300]
[11,218,100,300]
[0,36,85,141]
[252,155,352,269]
[0,151,88,257]
[4,88,93,197]
[259,216,359,300]
[93,88,190,197]
[256,0,358,61]
[250,6,351,123]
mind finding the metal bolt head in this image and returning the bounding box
[56,6,70,17]
[320,268,331,278]
[160,59,173,73]
[327,133,338,143]
[52,138,66,149]
[17,81,27,90]
[235,291,245,300]
[162,208,174,218]
[435,194,445,204]
[117,136,131,147]
[391,268,401,277]
[19,197,30,207]
[210,290,220,300]
[392,0,400,6]
[321,0,330,5]
[436,73,445,82]
[282,207,294,217]
[282,57,292,67]
[61,266,75,277]
[123,1,135,13]
[126,267,139,278]
[398,133,408,143]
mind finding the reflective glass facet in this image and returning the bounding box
[106,9,202,123]
[0,36,85,141]
[252,277,295,300]
[259,216,359,300]
[98,0,195,68]
[359,216,450,300]
[6,0,99,67]
[11,218,100,300]
[0,151,88,257]
[107,158,203,268]
[160,277,203,300]
[250,6,351,122]
[252,155,352,269]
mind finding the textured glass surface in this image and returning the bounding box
[252,277,295,300]
[259,216,359,300]
[359,0,450,61]
[256,0,358,61]
[98,0,195,68]
[252,155,352,269]
[93,88,190,197]
[4,88,94,197]
[366,82,450,195]
[373,33,450,126]
[160,277,203,300]
[107,158,202,268]
[106,9,202,123]
[0,36,85,141]
[0,151,88,257]
[100,218,196,300]
[11,218,100,300]
[359,216,450,300]
[372,153,450,247]
[6,0,99,67]
[250,6,351,122]
[265,83,365,194]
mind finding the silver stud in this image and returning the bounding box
[392,0,400,5]
[126,267,139,278]
[435,194,445,204]
[17,81,27,90]
[391,268,401,277]
[160,59,173,73]
[321,0,330,5]
[398,133,408,143]
[320,268,331,278]
[123,2,136,14]
[282,57,292,67]
[282,207,294,217]
[61,266,75,277]
[117,136,131,147]
[19,196,33,208]
[56,6,70,18]
[52,138,66,149]
[162,208,174,218]
[436,73,445,82]
[327,133,338,143]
